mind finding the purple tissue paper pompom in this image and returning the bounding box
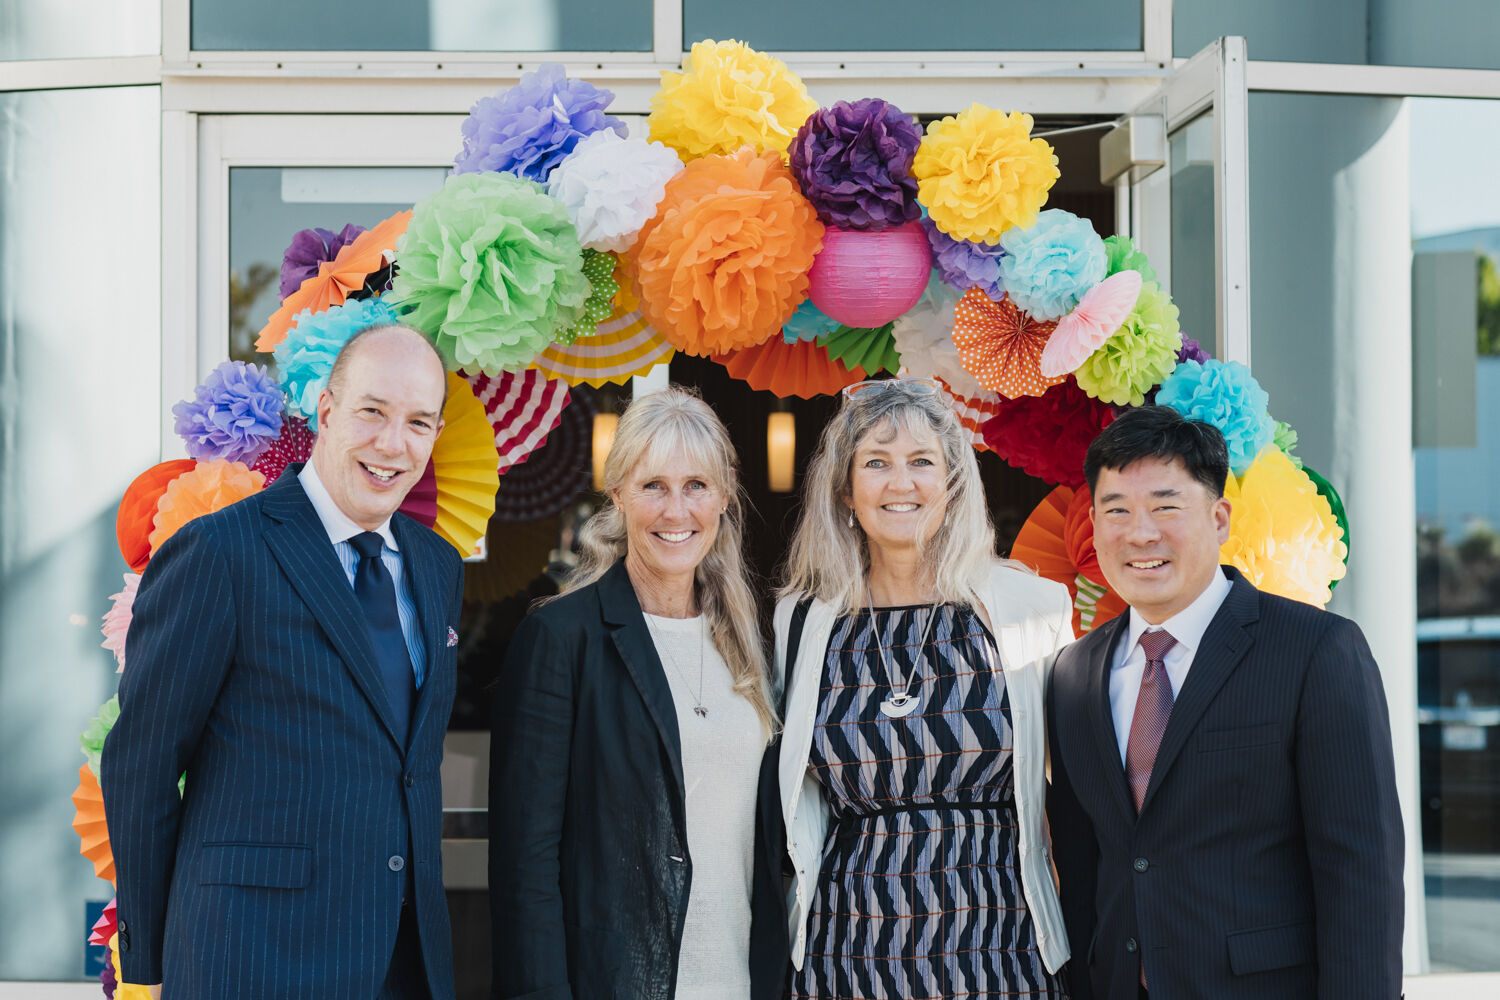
[454,63,626,183]
[923,217,1006,299]
[280,223,366,300]
[1177,335,1211,365]
[789,98,922,231]
[100,949,117,998]
[172,361,285,465]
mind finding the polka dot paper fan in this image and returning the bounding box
[952,287,1063,398]
[250,415,316,485]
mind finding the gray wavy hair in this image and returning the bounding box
[563,386,775,739]
[780,380,1014,611]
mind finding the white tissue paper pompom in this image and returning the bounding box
[890,275,985,399]
[547,131,685,253]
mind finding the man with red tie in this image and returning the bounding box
[1046,405,1404,1000]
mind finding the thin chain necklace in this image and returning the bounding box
[865,582,942,719]
[644,614,708,718]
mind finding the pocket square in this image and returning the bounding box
[446,626,458,648]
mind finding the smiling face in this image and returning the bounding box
[310,327,447,532]
[614,453,722,597]
[1091,455,1231,624]
[847,418,949,562]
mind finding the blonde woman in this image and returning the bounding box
[777,378,1074,1000]
[489,387,786,1000]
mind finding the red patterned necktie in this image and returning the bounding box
[1125,628,1178,814]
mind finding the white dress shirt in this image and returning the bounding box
[299,462,427,687]
[1108,567,1232,764]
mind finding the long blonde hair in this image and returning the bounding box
[780,381,1013,612]
[564,387,776,739]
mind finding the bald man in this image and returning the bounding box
[104,325,464,999]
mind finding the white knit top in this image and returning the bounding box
[643,613,762,1000]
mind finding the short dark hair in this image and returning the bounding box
[1084,405,1230,498]
[326,323,449,412]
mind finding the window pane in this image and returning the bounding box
[0,0,158,60]
[686,0,1141,52]
[1168,112,1215,351]
[1176,0,1500,70]
[0,84,160,980]
[228,166,446,362]
[191,0,651,52]
[1247,91,1500,972]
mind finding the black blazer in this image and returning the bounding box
[1047,567,1404,1000]
[488,559,788,1000]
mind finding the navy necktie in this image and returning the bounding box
[350,531,415,748]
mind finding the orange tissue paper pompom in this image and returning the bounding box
[148,459,266,555]
[627,146,824,357]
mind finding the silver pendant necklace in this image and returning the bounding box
[865,582,942,719]
[645,614,709,718]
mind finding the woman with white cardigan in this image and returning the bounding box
[776,377,1075,999]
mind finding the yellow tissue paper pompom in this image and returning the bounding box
[913,105,1060,245]
[648,39,818,161]
[1221,448,1348,608]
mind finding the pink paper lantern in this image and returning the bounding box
[808,222,932,328]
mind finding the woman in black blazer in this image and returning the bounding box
[489,387,786,1000]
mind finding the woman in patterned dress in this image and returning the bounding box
[775,378,1075,1000]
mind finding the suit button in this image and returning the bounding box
[1133,857,1149,872]
[1125,938,1139,953]
[404,774,415,788]
[388,855,406,872]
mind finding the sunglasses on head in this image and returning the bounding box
[840,376,942,398]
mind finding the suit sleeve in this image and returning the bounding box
[489,611,576,1000]
[1295,618,1404,999]
[100,520,238,986]
[1046,645,1097,1000]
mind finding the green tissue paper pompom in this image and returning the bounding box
[1104,234,1157,285]
[392,171,591,374]
[79,696,120,779]
[1074,281,1181,407]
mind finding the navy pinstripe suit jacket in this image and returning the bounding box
[101,467,464,999]
[1047,567,1404,1000]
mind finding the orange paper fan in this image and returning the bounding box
[952,287,1064,398]
[1011,485,1127,634]
[254,210,412,353]
[713,337,866,398]
[71,764,114,885]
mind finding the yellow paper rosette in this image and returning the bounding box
[913,105,1060,244]
[431,372,502,556]
[648,39,818,161]
[1221,448,1348,608]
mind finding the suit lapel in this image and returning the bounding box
[261,468,404,751]
[393,514,449,752]
[599,560,685,800]
[1088,612,1137,823]
[1139,569,1259,814]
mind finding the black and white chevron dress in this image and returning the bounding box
[789,603,1067,1000]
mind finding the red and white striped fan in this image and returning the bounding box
[936,377,1004,453]
[464,370,572,474]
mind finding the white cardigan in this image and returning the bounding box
[774,564,1075,973]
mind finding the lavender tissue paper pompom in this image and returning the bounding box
[280,223,366,300]
[172,361,286,465]
[454,63,626,183]
[924,217,1006,299]
[789,98,922,231]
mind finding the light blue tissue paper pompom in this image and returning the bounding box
[274,297,398,430]
[997,209,1106,321]
[1156,359,1276,475]
[782,298,841,344]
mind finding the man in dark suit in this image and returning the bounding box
[1047,405,1404,1000]
[102,324,464,999]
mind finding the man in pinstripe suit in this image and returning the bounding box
[102,324,464,999]
[1047,406,1403,1000]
